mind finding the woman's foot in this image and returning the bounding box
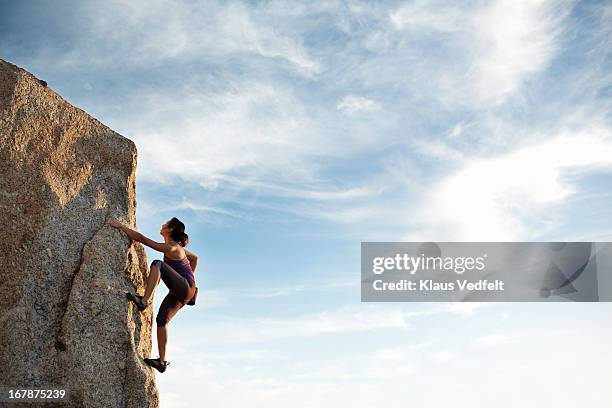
[144,357,170,373]
[126,292,149,312]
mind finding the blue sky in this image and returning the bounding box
[2,0,612,406]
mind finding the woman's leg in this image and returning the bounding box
[157,261,192,302]
[142,261,162,305]
[157,326,168,363]
[155,292,185,363]
[145,260,195,364]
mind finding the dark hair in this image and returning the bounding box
[168,217,188,247]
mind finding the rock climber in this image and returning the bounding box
[106,216,199,373]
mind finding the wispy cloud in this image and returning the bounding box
[122,79,322,186]
[406,123,612,240]
[469,0,575,105]
[158,312,612,407]
[10,0,608,240]
[390,0,466,33]
[188,304,413,345]
[174,302,494,346]
[389,0,575,106]
[470,333,513,348]
[67,1,321,74]
[337,95,382,114]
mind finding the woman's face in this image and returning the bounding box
[160,220,171,237]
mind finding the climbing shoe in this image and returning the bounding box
[126,292,149,312]
[144,357,170,373]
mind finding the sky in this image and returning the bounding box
[2,0,612,406]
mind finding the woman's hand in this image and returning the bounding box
[106,217,123,229]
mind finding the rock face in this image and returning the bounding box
[0,60,159,407]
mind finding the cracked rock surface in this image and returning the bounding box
[0,59,159,407]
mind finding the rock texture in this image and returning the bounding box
[0,59,159,407]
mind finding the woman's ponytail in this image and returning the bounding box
[168,217,188,247]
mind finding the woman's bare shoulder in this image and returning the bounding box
[164,244,185,260]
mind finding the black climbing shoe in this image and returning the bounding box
[126,292,149,312]
[144,357,170,373]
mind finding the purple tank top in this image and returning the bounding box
[164,255,195,286]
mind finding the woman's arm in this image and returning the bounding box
[184,248,199,273]
[106,217,172,253]
[188,256,198,273]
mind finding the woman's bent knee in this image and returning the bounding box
[151,259,162,268]
[156,312,169,327]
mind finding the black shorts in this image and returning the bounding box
[151,259,196,327]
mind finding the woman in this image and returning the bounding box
[106,216,199,373]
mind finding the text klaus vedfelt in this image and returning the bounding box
[370,253,505,292]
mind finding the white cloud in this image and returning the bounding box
[245,279,358,298]
[23,0,597,238]
[103,1,318,72]
[170,302,495,347]
[441,302,493,318]
[337,95,382,114]
[185,305,413,345]
[122,80,322,186]
[430,349,458,363]
[157,314,612,407]
[407,125,612,240]
[139,198,242,220]
[201,176,381,201]
[469,0,574,105]
[390,0,465,32]
[448,120,477,139]
[389,0,574,106]
[14,0,609,238]
[470,333,513,348]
